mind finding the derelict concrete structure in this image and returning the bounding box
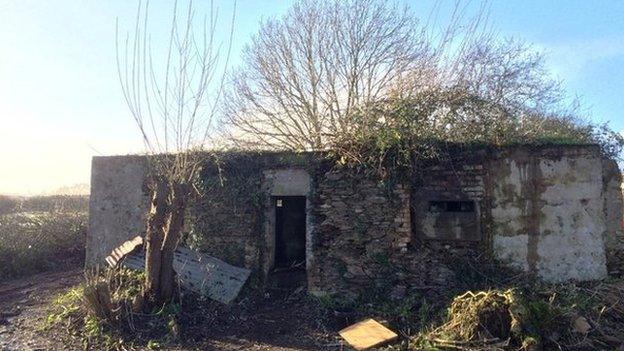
[86,145,623,296]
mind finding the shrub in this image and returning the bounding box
[333,93,624,179]
[0,211,87,280]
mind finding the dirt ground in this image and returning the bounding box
[0,269,82,351]
[0,269,351,351]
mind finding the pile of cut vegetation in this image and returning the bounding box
[409,280,624,351]
[423,289,519,349]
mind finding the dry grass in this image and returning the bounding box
[0,195,88,215]
[46,268,195,350]
[429,290,518,347]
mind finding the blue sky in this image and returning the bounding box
[0,0,623,194]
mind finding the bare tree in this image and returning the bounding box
[222,0,568,152]
[223,0,432,151]
[116,0,234,306]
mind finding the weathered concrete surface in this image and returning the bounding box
[491,147,608,282]
[86,156,149,266]
[262,169,311,196]
[412,151,487,242]
[420,206,480,241]
[602,160,624,247]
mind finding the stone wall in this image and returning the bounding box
[187,168,262,269]
[307,169,411,296]
[186,153,317,274]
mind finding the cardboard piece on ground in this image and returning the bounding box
[339,318,398,350]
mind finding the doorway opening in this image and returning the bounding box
[274,196,307,269]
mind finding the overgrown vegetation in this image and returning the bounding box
[222,0,623,177]
[46,268,189,350]
[0,210,87,280]
[334,91,624,178]
[45,261,624,351]
[405,280,624,350]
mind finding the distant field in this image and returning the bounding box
[0,195,88,281]
[0,195,88,215]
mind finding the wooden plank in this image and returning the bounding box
[339,318,398,350]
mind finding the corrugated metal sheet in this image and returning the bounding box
[105,236,144,267]
[117,246,251,304]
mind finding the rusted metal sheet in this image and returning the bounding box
[110,243,251,304]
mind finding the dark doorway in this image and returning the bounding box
[274,196,306,269]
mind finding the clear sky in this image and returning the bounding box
[0,0,623,195]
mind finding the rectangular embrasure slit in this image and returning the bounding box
[428,200,475,213]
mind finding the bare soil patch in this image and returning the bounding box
[0,269,82,350]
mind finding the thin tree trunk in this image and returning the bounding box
[158,183,188,303]
[144,180,169,305]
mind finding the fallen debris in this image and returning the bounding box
[106,238,251,304]
[339,318,398,350]
[434,289,517,342]
[416,289,518,350]
[104,236,143,267]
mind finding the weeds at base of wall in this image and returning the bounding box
[44,265,624,350]
[400,278,624,350]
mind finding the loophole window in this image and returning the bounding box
[429,200,475,213]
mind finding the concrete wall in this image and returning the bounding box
[490,146,608,282]
[86,156,149,266]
